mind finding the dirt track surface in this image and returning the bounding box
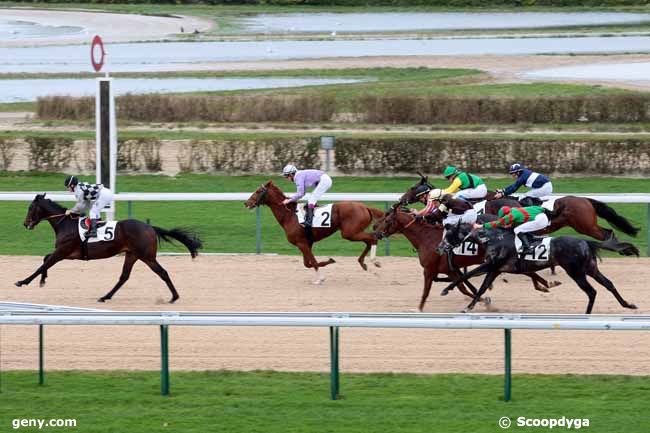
[2,255,649,375]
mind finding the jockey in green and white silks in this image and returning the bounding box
[441,166,487,201]
[475,205,548,254]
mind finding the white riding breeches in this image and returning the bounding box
[89,188,113,219]
[443,209,478,226]
[514,213,549,234]
[453,183,487,200]
[308,174,332,206]
[525,182,553,199]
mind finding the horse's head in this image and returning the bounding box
[245,180,279,209]
[374,205,414,240]
[24,193,50,230]
[436,221,478,254]
[399,172,434,206]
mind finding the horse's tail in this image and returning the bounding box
[153,226,203,259]
[587,237,640,259]
[587,198,639,237]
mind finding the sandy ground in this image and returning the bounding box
[1,255,649,375]
[0,9,212,48]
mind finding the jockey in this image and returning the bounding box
[474,205,549,254]
[441,166,487,201]
[412,186,477,226]
[64,175,114,238]
[495,163,553,206]
[281,164,332,228]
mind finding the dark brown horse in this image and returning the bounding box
[400,174,639,241]
[16,194,202,303]
[373,207,558,312]
[245,180,383,284]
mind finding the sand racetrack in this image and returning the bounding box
[1,255,649,375]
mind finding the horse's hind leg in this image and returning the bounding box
[99,253,137,302]
[342,231,379,270]
[143,258,180,303]
[565,270,597,314]
[589,268,637,310]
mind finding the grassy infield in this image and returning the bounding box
[2,4,650,431]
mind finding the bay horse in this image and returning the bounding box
[439,222,639,314]
[373,207,559,312]
[244,180,383,284]
[400,173,639,241]
[16,194,202,303]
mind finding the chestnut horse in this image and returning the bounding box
[17,194,202,303]
[245,180,383,284]
[374,207,558,312]
[400,174,639,241]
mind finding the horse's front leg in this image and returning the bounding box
[15,252,63,287]
[296,242,332,285]
[441,261,492,296]
[463,271,500,313]
[39,254,52,287]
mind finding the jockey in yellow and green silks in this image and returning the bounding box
[441,166,487,201]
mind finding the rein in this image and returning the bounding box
[45,213,79,225]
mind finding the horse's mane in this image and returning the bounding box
[38,196,67,213]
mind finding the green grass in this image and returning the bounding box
[0,371,648,433]
[0,172,647,256]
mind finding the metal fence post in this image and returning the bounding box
[329,326,340,400]
[127,200,133,219]
[39,324,44,385]
[384,202,390,256]
[647,204,649,257]
[255,206,262,254]
[160,325,170,396]
[504,329,512,402]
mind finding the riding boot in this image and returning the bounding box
[305,206,314,228]
[517,232,534,256]
[88,219,99,238]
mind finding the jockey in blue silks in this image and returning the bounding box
[495,163,553,206]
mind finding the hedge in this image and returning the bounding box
[6,0,649,5]
[334,137,650,175]
[37,94,650,125]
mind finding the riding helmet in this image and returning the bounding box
[282,164,298,177]
[443,166,459,178]
[509,163,524,174]
[428,188,443,201]
[497,206,512,218]
[414,184,431,197]
[64,175,78,188]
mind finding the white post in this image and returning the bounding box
[96,77,117,220]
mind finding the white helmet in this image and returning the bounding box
[428,188,443,201]
[282,164,298,177]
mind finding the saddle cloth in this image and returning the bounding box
[295,204,333,228]
[78,218,118,243]
[452,241,479,256]
[473,200,487,215]
[514,236,552,261]
[541,196,558,211]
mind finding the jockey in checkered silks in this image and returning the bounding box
[64,175,114,238]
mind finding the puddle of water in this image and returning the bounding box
[0,77,366,103]
[239,12,650,33]
[0,19,83,40]
[525,62,650,81]
[3,36,650,73]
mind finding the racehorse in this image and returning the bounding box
[16,194,202,303]
[373,207,559,312]
[400,173,639,241]
[438,222,639,314]
[245,180,383,284]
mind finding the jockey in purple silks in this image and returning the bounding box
[281,164,333,227]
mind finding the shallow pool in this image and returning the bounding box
[0,77,366,103]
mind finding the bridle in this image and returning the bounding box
[255,185,268,206]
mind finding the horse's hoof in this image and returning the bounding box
[629,304,638,309]
[373,261,381,268]
[440,289,449,296]
[313,279,324,285]
[484,296,492,305]
[39,281,46,288]
[360,263,368,271]
[502,278,509,284]
[170,297,179,304]
[97,298,106,303]
[328,258,336,264]
[461,308,469,314]
[15,281,24,287]
[551,281,562,288]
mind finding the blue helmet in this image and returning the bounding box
[509,163,524,174]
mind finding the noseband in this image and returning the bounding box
[255,185,268,206]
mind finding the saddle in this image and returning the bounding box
[82,218,107,230]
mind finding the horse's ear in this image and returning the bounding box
[265,180,273,186]
[416,171,428,184]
